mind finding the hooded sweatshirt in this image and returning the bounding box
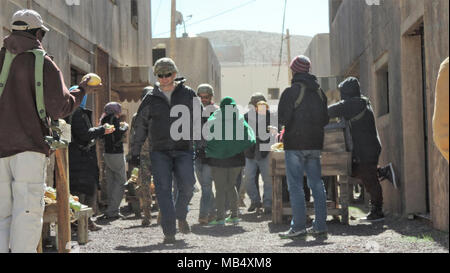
[0,31,85,158]
[328,77,382,164]
[278,72,329,150]
[206,97,256,167]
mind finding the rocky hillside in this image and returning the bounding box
[199,30,312,65]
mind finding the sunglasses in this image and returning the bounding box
[199,95,212,99]
[157,73,173,79]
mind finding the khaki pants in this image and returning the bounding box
[0,152,47,253]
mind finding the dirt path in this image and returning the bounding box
[75,189,448,253]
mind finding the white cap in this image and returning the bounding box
[10,9,50,32]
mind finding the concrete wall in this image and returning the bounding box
[153,37,221,102]
[329,0,449,231]
[304,33,332,78]
[221,64,289,110]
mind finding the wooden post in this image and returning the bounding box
[286,29,292,83]
[55,148,71,253]
[272,176,283,224]
[170,0,177,61]
[339,175,350,225]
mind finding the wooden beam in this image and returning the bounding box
[55,149,71,253]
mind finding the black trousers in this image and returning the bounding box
[352,163,383,208]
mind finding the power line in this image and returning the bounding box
[154,0,258,37]
[276,0,288,82]
[152,0,163,36]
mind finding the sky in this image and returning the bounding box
[151,0,330,38]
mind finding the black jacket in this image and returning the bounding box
[67,107,105,195]
[328,77,381,164]
[244,109,275,159]
[131,80,202,154]
[101,114,128,154]
[278,73,329,150]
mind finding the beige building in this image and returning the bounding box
[221,64,289,109]
[329,0,449,231]
[200,30,312,109]
[1,0,154,202]
[303,33,341,105]
[152,37,221,102]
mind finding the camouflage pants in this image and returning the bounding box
[136,155,152,223]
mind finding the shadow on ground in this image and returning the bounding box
[190,224,246,237]
[115,240,195,253]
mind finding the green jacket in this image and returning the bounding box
[206,97,256,159]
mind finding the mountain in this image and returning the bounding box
[198,30,312,65]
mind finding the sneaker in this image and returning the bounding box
[208,214,216,223]
[198,217,209,225]
[306,227,328,236]
[247,201,262,212]
[208,219,225,226]
[362,207,385,222]
[178,219,191,234]
[279,229,307,239]
[225,216,240,224]
[163,235,176,244]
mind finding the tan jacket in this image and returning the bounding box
[0,32,85,158]
[432,57,449,162]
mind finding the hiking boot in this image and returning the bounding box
[278,229,307,239]
[198,217,209,225]
[208,219,225,226]
[378,163,398,189]
[141,218,151,227]
[163,235,176,244]
[362,207,385,222]
[225,216,240,224]
[178,219,191,234]
[247,201,262,212]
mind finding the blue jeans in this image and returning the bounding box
[195,159,215,218]
[244,156,272,208]
[150,150,195,236]
[285,150,327,232]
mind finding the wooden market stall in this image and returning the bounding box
[269,122,353,225]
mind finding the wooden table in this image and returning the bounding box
[270,123,352,225]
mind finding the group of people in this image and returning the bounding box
[0,9,447,252]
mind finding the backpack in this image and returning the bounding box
[0,49,68,150]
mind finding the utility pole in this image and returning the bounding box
[286,28,292,83]
[170,0,177,61]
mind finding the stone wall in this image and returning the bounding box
[329,0,449,231]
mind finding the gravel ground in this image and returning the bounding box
[69,186,449,254]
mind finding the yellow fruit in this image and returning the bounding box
[105,123,115,130]
[82,73,102,86]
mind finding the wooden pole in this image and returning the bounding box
[170,0,177,61]
[55,148,71,253]
[286,28,292,83]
